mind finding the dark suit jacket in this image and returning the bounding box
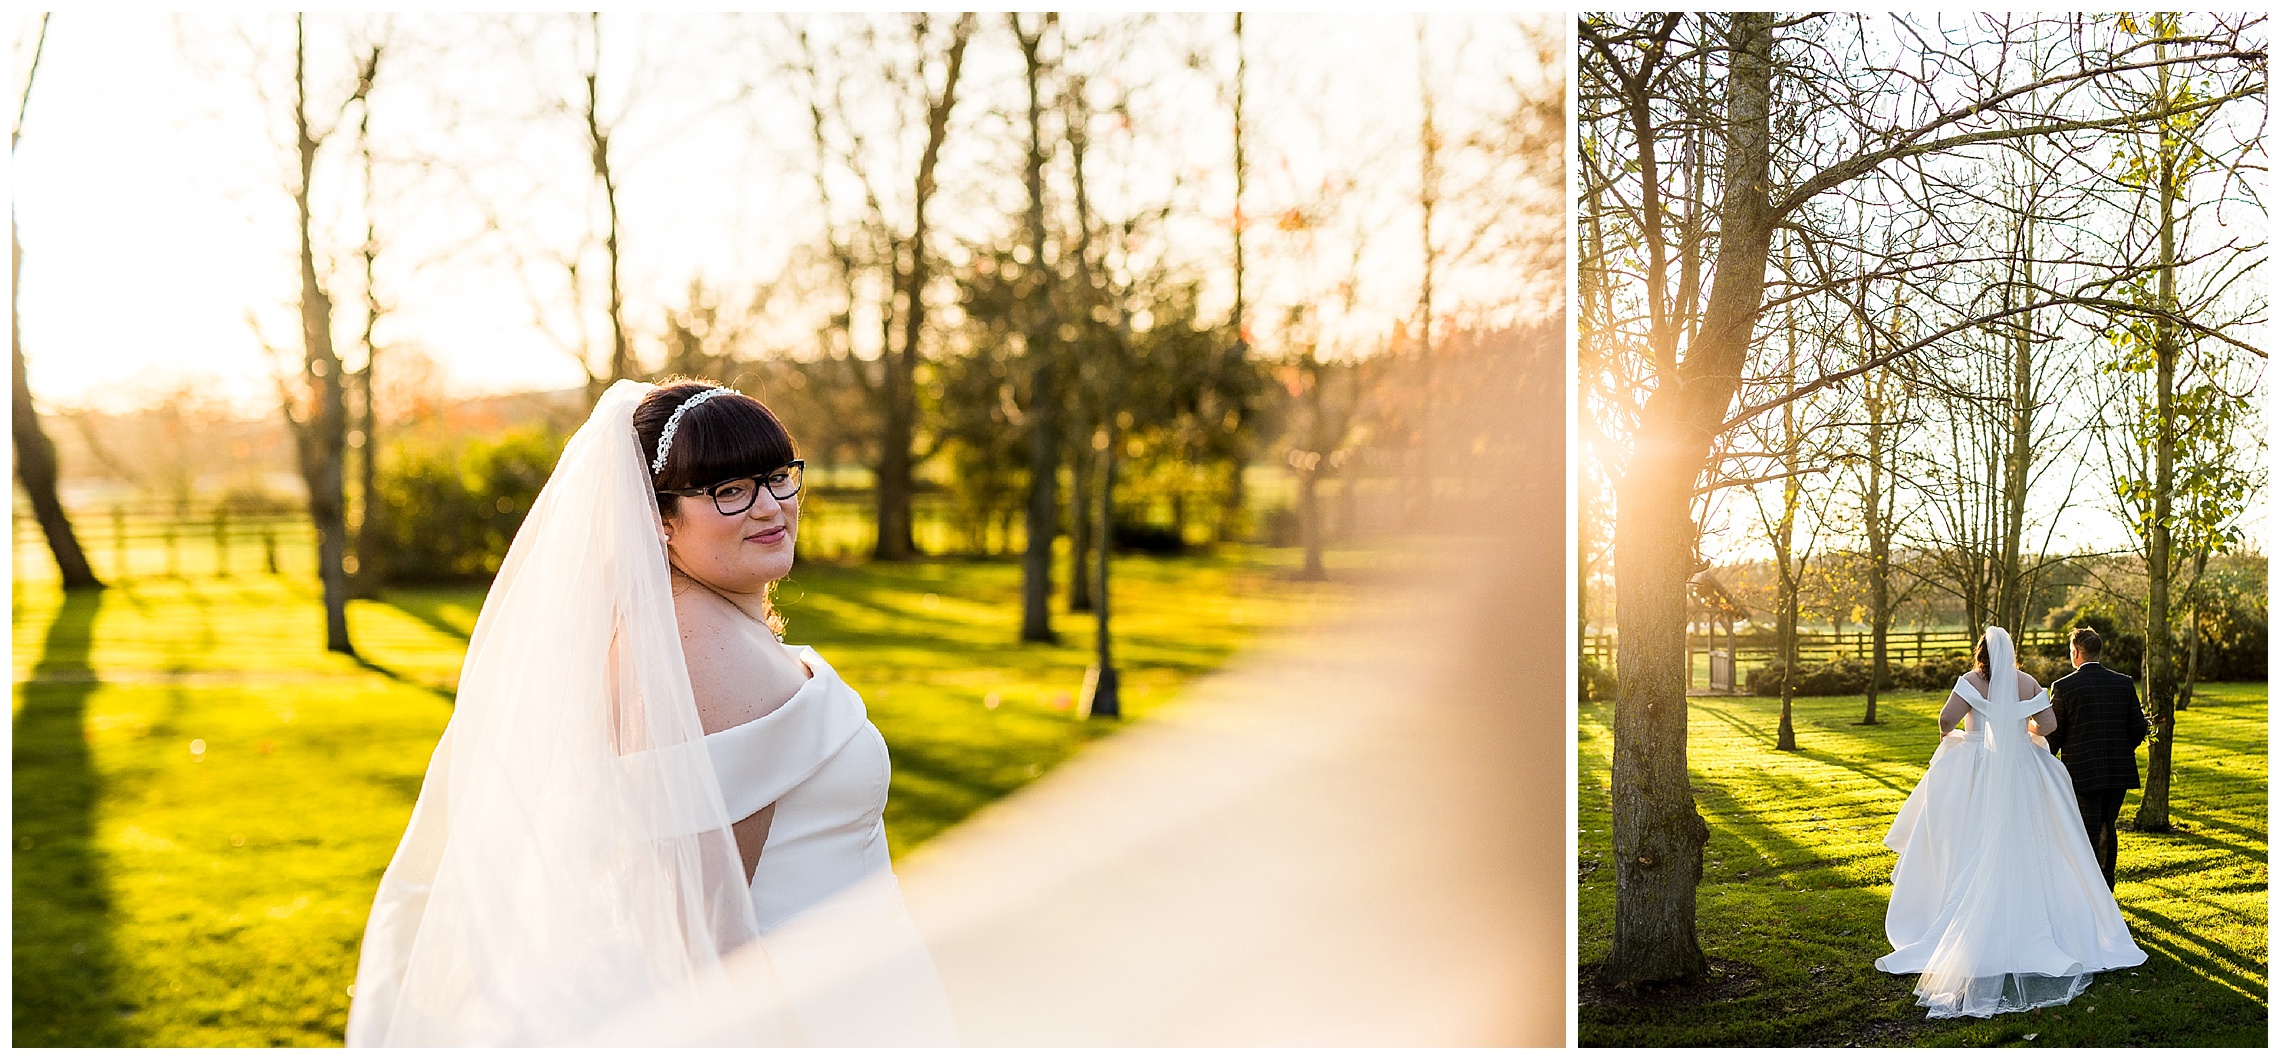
[2047,662,2152,792]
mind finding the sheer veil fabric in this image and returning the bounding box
[347,381,795,1046]
[1876,626,2147,1017]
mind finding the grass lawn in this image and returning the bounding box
[13,547,1355,1046]
[1579,684,2268,1047]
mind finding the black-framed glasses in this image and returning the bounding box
[661,460,804,516]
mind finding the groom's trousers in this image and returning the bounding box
[2078,787,2128,890]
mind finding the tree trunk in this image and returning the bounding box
[1774,247,1799,752]
[2176,552,2205,714]
[1606,416,1712,985]
[2135,55,2179,832]
[1774,528,1797,750]
[292,18,354,655]
[1015,13,1058,643]
[873,17,972,563]
[10,19,100,593]
[1067,443,1094,613]
[1217,12,1250,546]
[1410,21,1440,523]
[1861,370,1888,725]
[1297,457,1325,581]
[352,93,384,596]
[1604,11,1777,987]
[1578,491,1594,656]
[1995,213,2035,631]
[585,14,631,389]
[12,226,101,590]
[1020,354,1059,641]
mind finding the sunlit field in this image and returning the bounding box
[13,547,1359,1046]
[1578,686,2268,1047]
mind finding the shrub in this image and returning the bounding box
[1110,520,1189,555]
[371,427,566,583]
[2046,601,2146,678]
[1257,504,1300,547]
[2019,654,2073,686]
[1580,657,1616,702]
[2189,596,2267,682]
[1894,651,1974,691]
[1746,656,1883,697]
[1747,651,2100,699]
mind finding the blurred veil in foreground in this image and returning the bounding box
[600,324,1565,1047]
[903,323,1567,1046]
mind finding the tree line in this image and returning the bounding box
[12,14,1564,661]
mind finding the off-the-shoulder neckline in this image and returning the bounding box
[704,646,833,740]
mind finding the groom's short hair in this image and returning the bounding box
[2071,627,2105,659]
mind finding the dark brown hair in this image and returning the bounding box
[634,378,798,634]
[634,379,798,504]
[1972,634,1990,676]
[2071,626,2104,659]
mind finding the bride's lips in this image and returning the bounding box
[746,525,789,545]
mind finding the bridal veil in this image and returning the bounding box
[346,381,785,1045]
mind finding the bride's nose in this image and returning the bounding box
[746,490,787,520]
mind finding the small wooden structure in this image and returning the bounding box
[1688,572,1751,693]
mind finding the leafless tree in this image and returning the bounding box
[263,15,381,654]
[10,14,102,590]
[783,14,977,561]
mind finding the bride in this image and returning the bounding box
[344,380,955,1046]
[1876,626,2146,1018]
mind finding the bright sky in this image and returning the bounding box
[10,12,1560,417]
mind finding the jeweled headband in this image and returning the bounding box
[650,387,736,475]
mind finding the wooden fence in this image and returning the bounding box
[11,488,1199,585]
[13,500,316,583]
[1581,626,2068,692]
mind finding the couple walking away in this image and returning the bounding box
[1878,625,2152,1018]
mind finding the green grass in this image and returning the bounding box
[13,547,1355,1046]
[1579,686,2268,1047]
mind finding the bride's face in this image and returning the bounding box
[662,478,798,592]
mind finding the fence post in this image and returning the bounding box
[113,504,128,581]
[214,505,231,577]
[263,520,279,575]
[164,503,181,578]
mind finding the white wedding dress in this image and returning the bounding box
[692,645,957,1044]
[1875,627,2146,1017]
[346,380,953,1046]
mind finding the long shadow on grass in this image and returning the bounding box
[2171,808,2269,850]
[2131,821,2269,866]
[2125,903,2268,1002]
[884,738,1040,841]
[378,589,478,643]
[353,657,459,707]
[11,590,132,1046]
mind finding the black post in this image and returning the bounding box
[1085,303,1128,720]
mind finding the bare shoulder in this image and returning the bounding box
[670,578,743,646]
[671,583,804,733]
[2016,670,2042,698]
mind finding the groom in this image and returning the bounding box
[2047,627,2153,890]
